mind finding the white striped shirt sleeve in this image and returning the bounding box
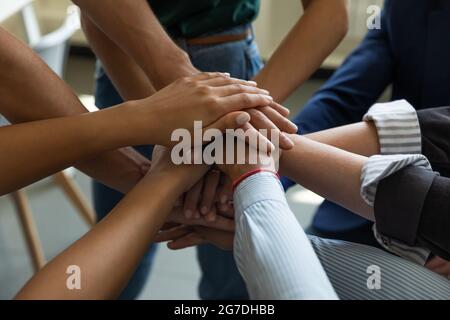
[233,172,338,300]
[361,101,434,265]
[363,99,422,155]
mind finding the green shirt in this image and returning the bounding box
[148,0,260,38]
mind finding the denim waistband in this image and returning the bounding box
[174,23,254,50]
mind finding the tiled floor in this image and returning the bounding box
[0,55,326,300]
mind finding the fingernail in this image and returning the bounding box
[266,95,274,101]
[201,206,208,215]
[223,72,231,77]
[185,210,192,219]
[247,80,257,86]
[207,214,216,222]
[236,112,251,126]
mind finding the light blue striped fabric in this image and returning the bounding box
[310,236,450,300]
[363,100,422,155]
[233,173,450,300]
[233,172,338,300]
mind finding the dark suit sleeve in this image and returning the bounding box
[374,107,450,260]
[293,5,394,134]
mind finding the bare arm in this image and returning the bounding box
[0,28,148,193]
[80,13,156,100]
[0,71,271,195]
[15,147,208,299]
[73,0,196,90]
[305,121,380,157]
[280,121,381,219]
[254,0,349,102]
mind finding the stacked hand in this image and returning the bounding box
[127,72,297,148]
[153,136,278,251]
[134,72,291,252]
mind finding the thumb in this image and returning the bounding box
[204,112,250,132]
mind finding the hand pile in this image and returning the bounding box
[138,72,294,252]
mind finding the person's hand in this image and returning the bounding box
[129,72,274,146]
[216,134,278,182]
[144,145,209,193]
[182,132,279,220]
[425,256,450,278]
[182,171,234,221]
[155,224,235,251]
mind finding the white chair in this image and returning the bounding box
[2,2,96,272]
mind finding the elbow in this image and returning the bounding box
[334,0,349,40]
[303,0,349,40]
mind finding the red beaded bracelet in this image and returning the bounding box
[232,169,280,192]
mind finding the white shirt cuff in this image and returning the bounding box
[363,100,422,155]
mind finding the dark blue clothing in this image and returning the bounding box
[285,0,450,236]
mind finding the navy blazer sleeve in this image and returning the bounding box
[293,4,394,134]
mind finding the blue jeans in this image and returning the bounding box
[93,24,263,300]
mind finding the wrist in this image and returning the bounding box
[145,168,187,196]
[146,51,197,89]
[232,168,280,191]
[114,100,162,146]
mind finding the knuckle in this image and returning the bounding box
[197,84,212,95]
[241,93,252,105]
[179,76,193,86]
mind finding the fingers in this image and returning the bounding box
[199,170,221,217]
[246,108,294,150]
[235,122,275,153]
[174,210,235,232]
[426,256,450,276]
[218,93,274,113]
[203,111,250,132]
[426,256,445,269]
[163,227,234,251]
[194,213,235,232]
[270,101,290,117]
[154,225,191,243]
[168,233,205,250]
[183,179,204,219]
[189,72,230,81]
[433,264,450,277]
[200,76,258,88]
[259,106,298,134]
[213,83,269,97]
[217,175,232,206]
[192,226,234,251]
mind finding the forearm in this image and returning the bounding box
[305,121,380,157]
[0,106,143,195]
[254,0,348,102]
[15,172,181,299]
[0,28,148,193]
[74,0,197,89]
[80,13,156,101]
[280,135,374,220]
[233,172,337,299]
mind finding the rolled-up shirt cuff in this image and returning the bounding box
[372,225,431,265]
[360,154,432,207]
[363,100,422,155]
[234,172,285,218]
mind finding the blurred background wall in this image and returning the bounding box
[1,0,384,69]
